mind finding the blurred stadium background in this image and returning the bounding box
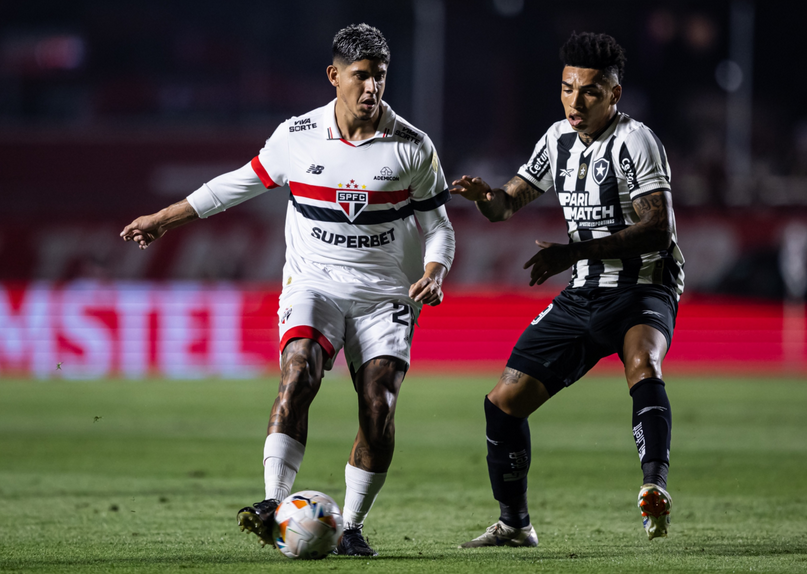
[1,0,806,380]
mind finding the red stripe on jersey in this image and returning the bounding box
[280,326,335,358]
[290,181,410,205]
[251,156,279,189]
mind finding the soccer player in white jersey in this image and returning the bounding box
[120,24,455,556]
[451,32,683,547]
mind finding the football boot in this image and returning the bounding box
[459,520,538,548]
[638,483,672,540]
[334,526,378,556]
[237,498,280,547]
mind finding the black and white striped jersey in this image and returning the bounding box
[517,112,685,299]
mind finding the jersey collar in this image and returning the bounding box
[324,99,397,146]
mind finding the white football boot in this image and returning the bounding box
[638,483,672,540]
[459,520,538,548]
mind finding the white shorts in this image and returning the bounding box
[277,287,419,373]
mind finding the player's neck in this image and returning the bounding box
[579,109,618,146]
[334,103,383,142]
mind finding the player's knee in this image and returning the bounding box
[624,352,662,384]
[488,376,547,417]
[280,353,323,400]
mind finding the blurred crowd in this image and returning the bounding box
[1,0,806,298]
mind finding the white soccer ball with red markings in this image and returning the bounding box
[273,490,344,560]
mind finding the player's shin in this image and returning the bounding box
[263,433,306,501]
[630,378,672,488]
[484,396,531,528]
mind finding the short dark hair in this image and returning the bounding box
[332,23,390,65]
[560,32,626,84]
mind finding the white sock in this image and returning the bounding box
[263,433,305,501]
[342,463,387,529]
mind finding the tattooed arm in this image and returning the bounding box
[449,175,543,222]
[524,190,674,286]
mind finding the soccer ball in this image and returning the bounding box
[273,490,344,560]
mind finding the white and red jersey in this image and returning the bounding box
[187,99,454,301]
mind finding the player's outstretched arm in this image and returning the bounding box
[409,261,447,307]
[449,175,541,222]
[523,190,674,286]
[120,199,199,250]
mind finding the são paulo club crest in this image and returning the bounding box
[592,157,610,185]
[336,180,368,221]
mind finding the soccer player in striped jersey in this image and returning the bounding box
[120,24,455,556]
[452,32,682,547]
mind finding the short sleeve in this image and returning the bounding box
[618,127,671,200]
[254,122,291,188]
[517,130,553,192]
[408,134,450,211]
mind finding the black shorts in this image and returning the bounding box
[506,284,678,396]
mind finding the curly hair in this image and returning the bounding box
[332,23,390,65]
[560,32,626,84]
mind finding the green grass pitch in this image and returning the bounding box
[1,373,806,573]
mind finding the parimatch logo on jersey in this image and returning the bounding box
[337,190,368,221]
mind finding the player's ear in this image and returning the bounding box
[327,64,339,88]
[611,84,622,105]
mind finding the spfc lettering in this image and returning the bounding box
[337,190,368,221]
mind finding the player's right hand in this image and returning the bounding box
[120,215,166,250]
[449,175,494,202]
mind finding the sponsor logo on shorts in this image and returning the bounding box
[592,157,610,185]
[311,226,396,248]
[280,305,292,324]
[531,303,553,325]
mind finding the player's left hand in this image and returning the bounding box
[524,240,574,286]
[409,276,444,306]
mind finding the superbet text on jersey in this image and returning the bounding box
[517,113,685,299]
[186,99,452,301]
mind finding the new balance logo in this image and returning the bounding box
[306,164,325,174]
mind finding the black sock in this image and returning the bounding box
[630,378,672,481]
[641,460,669,489]
[484,396,531,528]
